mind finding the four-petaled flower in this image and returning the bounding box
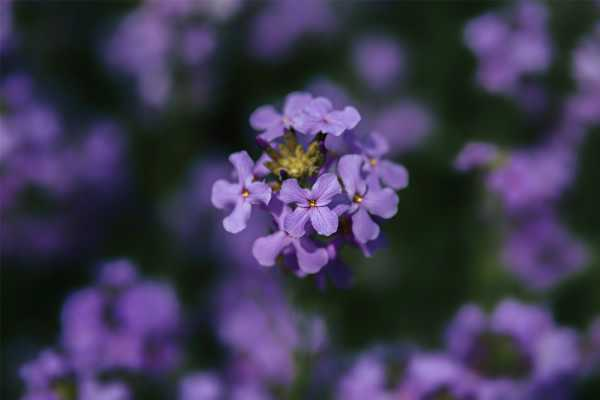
[250,92,313,141]
[294,97,361,137]
[211,151,272,233]
[338,154,399,244]
[252,202,329,274]
[358,132,409,190]
[279,173,342,238]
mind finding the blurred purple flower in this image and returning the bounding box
[61,260,182,374]
[502,212,588,290]
[352,34,405,91]
[464,0,552,96]
[454,141,500,172]
[445,299,582,398]
[357,132,409,190]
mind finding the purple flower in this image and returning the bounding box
[179,372,223,400]
[502,212,588,290]
[61,260,182,374]
[367,101,434,154]
[486,146,574,211]
[249,92,313,141]
[294,97,361,137]
[252,202,329,274]
[20,349,130,400]
[338,155,399,244]
[279,173,342,237]
[464,1,552,96]
[335,354,392,400]
[352,35,405,91]
[454,141,499,172]
[357,133,409,190]
[445,299,582,398]
[400,354,477,400]
[211,151,272,233]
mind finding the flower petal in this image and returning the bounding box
[249,105,281,130]
[309,207,339,236]
[279,179,309,205]
[283,92,312,117]
[312,173,342,205]
[246,181,272,205]
[229,151,254,184]
[223,199,252,233]
[293,238,329,274]
[352,207,380,244]
[252,231,290,267]
[211,180,241,209]
[258,125,285,142]
[360,132,389,158]
[378,160,409,190]
[284,207,310,238]
[327,106,361,131]
[363,188,399,219]
[337,154,365,198]
[304,97,333,118]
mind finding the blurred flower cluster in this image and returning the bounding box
[2,1,600,400]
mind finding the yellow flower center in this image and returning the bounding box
[353,194,364,204]
[370,158,378,167]
[242,189,250,198]
[308,199,318,208]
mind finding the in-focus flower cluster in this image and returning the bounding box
[211,92,408,278]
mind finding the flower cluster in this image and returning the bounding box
[464,0,552,98]
[61,260,182,373]
[211,92,408,277]
[0,73,127,260]
[335,299,586,400]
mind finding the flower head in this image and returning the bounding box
[250,92,313,141]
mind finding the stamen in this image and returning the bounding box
[370,158,378,167]
[308,199,318,207]
[353,194,364,204]
[242,189,250,198]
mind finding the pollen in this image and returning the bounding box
[370,158,378,167]
[308,199,318,207]
[241,189,250,198]
[353,194,364,204]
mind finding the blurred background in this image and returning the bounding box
[1,1,600,399]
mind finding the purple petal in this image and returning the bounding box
[311,173,342,205]
[223,199,252,233]
[352,207,381,244]
[309,207,339,236]
[293,238,329,274]
[327,106,361,131]
[229,151,254,184]
[337,154,365,198]
[211,180,241,209]
[378,160,409,190]
[246,181,272,205]
[252,231,290,267]
[363,188,398,219]
[361,132,389,158]
[249,106,281,130]
[279,179,309,205]
[304,97,333,118]
[258,125,286,142]
[283,92,313,117]
[284,207,310,238]
[321,119,347,136]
